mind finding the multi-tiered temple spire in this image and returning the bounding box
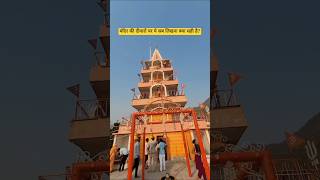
[113,48,210,167]
[132,48,187,112]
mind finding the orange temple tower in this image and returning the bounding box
[113,49,210,160]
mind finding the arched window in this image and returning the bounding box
[150,84,167,98]
[163,60,171,68]
[152,71,164,82]
[152,60,162,69]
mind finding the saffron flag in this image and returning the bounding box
[66,84,80,97]
[97,0,107,12]
[88,39,98,49]
[228,72,242,87]
[285,132,305,150]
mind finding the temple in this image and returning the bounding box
[113,48,210,160]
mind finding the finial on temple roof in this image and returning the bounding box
[151,48,163,61]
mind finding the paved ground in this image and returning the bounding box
[110,159,201,180]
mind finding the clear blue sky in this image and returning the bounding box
[110,0,210,123]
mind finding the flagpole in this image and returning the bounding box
[131,88,136,99]
[149,47,152,60]
[75,97,79,120]
[227,72,242,106]
[227,88,234,106]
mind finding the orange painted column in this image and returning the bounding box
[127,113,136,180]
[141,127,146,180]
[261,151,276,180]
[180,123,192,177]
[212,152,261,163]
[192,110,210,180]
[71,167,80,180]
[71,160,109,180]
[212,151,276,180]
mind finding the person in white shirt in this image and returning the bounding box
[156,138,167,172]
[118,147,128,171]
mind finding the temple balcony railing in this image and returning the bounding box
[141,66,173,74]
[132,95,187,109]
[138,79,178,88]
[140,76,176,83]
[116,118,209,135]
[211,89,240,109]
[133,91,185,100]
[73,98,108,121]
[69,98,109,155]
[142,64,172,70]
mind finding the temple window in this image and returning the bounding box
[152,71,164,82]
[152,60,162,69]
[151,84,166,98]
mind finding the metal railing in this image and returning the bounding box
[273,159,320,180]
[211,89,240,109]
[133,91,185,100]
[212,159,320,180]
[140,77,176,83]
[73,99,107,121]
[142,64,172,70]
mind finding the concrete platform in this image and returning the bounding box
[110,159,203,180]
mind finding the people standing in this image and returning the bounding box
[192,139,207,180]
[118,147,128,171]
[145,138,150,169]
[148,137,157,171]
[132,137,140,178]
[156,138,167,172]
[110,144,118,172]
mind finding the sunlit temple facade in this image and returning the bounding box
[113,49,210,160]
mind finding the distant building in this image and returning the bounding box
[68,23,109,158]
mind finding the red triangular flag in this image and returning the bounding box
[88,39,98,49]
[97,0,107,12]
[228,72,242,87]
[67,84,80,97]
[285,132,305,150]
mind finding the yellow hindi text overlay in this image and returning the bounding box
[118,28,202,36]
